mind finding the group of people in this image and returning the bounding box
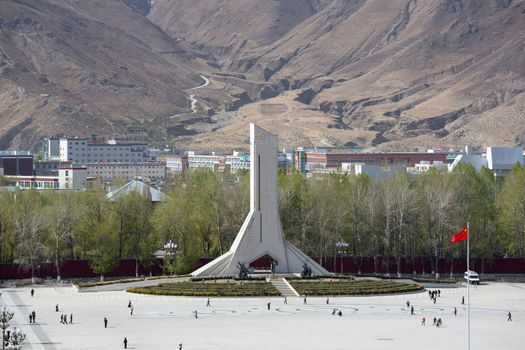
[60,314,73,324]
[428,289,441,304]
[331,308,343,316]
[29,310,36,324]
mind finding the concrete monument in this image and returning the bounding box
[192,124,329,277]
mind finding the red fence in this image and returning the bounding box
[1,256,524,280]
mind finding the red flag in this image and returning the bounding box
[451,226,468,243]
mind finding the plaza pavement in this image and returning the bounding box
[0,282,523,349]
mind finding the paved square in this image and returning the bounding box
[1,282,524,349]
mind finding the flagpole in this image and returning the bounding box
[467,221,470,350]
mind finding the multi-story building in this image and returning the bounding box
[34,160,72,176]
[86,161,166,182]
[340,163,406,180]
[165,155,189,173]
[58,167,88,190]
[0,151,34,176]
[187,151,251,173]
[301,149,448,171]
[43,136,150,164]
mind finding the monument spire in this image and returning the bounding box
[192,124,329,277]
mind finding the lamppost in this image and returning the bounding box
[336,240,349,275]
[9,327,25,350]
[163,240,178,275]
[0,307,14,350]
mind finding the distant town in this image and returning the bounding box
[0,127,523,192]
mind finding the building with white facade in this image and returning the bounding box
[411,161,448,174]
[86,162,166,182]
[341,163,406,180]
[43,137,150,164]
[448,146,524,177]
[58,167,88,190]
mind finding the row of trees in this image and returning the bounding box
[0,163,524,278]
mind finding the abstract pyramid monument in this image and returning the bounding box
[192,124,329,277]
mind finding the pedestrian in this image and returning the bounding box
[438,290,441,297]
[64,314,68,324]
[438,318,442,327]
[56,304,59,312]
[428,290,432,298]
[70,314,73,324]
[130,306,133,316]
[60,314,63,324]
[104,317,108,328]
[31,289,34,297]
[284,296,287,304]
[433,297,436,304]
[193,310,198,319]
[462,296,465,305]
[32,311,36,323]
[454,307,457,316]
[267,302,271,310]
[332,308,336,315]
[128,300,132,308]
[206,298,211,307]
[338,310,342,317]
[410,306,414,315]
[303,296,307,305]
[421,317,425,326]
[29,314,32,324]
[433,317,437,326]
[179,343,183,350]
[406,301,410,308]
[123,337,128,349]
[507,311,512,322]
[326,298,329,304]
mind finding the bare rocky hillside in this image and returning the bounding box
[1,0,524,150]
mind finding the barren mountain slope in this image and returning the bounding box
[0,0,203,149]
[152,0,525,150]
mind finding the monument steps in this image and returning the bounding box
[270,277,300,297]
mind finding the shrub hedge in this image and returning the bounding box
[128,280,280,297]
[289,279,424,296]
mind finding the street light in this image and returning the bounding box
[164,240,178,253]
[336,240,349,274]
[163,240,178,276]
[9,327,25,350]
[0,307,14,350]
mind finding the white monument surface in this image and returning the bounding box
[192,123,328,277]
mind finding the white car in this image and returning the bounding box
[464,270,480,285]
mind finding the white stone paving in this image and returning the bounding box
[0,282,524,349]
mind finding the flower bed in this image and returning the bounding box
[128,280,280,297]
[289,279,424,296]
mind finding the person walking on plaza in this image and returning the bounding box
[303,296,307,305]
[284,296,287,304]
[56,304,59,312]
[123,337,128,349]
[130,306,133,316]
[29,314,32,324]
[438,290,441,297]
[104,317,108,328]
[179,343,183,350]
[70,314,73,324]
[462,296,465,305]
[410,306,415,315]
[433,317,437,326]
[206,298,211,307]
[406,301,410,309]
[31,289,34,297]
[128,300,132,308]
[338,310,342,317]
[454,307,457,316]
[32,311,36,323]
[193,310,198,319]
[326,298,329,304]
[421,317,425,326]
[507,311,512,322]
[267,302,271,310]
